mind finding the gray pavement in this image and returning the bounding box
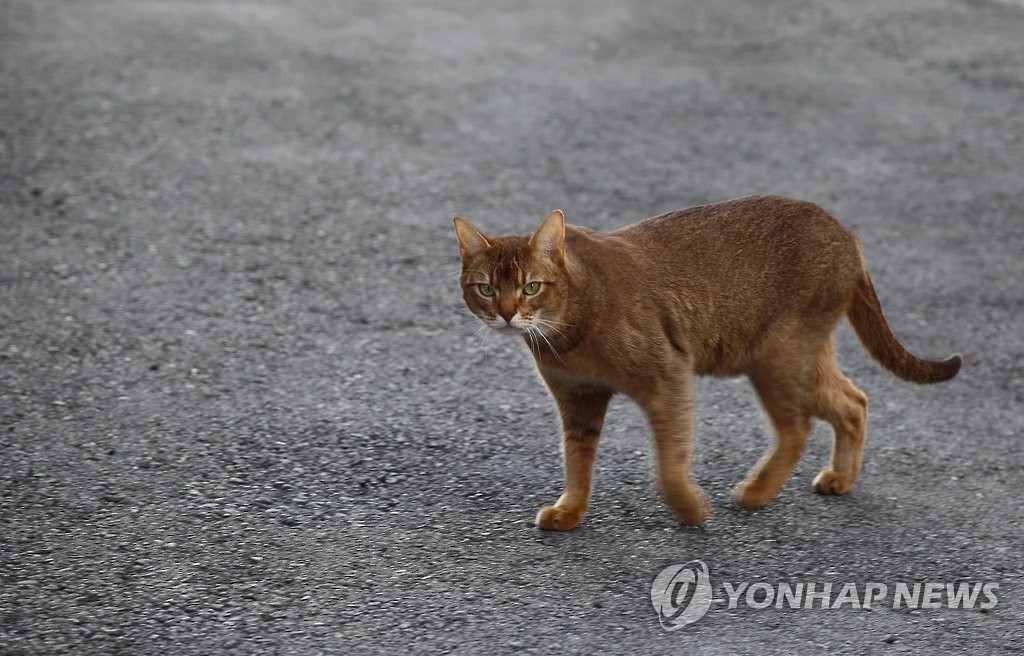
[2,0,1022,653]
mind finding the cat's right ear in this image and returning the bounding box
[453,216,491,263]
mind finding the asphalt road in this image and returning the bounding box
[2,0,1022,654]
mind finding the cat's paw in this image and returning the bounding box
[731,480,774,509]
[812,469,853,495]
[663,487,709,525]
[535,505,584,531]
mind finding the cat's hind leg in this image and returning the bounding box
[810,344,868,495]
[732,344,817,509]
[535,385,612,531]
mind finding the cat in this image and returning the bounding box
[453,195,961,531]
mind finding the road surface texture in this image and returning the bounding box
[2,0,1022,653]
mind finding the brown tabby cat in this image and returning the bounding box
[453,195,961,531]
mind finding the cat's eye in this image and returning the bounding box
[477,283,495,297]
[523,282,541,295]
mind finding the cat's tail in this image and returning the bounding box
[846,270,962,384]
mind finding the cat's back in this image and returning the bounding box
[613,195,859,275]
[603,195,863,340]
[622,195,851,247]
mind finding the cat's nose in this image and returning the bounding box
[499,309,514,323]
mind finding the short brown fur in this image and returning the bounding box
[453,195,961,530]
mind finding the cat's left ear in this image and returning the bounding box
[529,210,565,265]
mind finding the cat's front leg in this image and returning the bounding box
[636,372,709,526]
[535,383,612,531]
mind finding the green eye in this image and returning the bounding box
[523,282,541,295]
[478,283,495,297]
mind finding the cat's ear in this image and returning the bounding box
[453,216,492,263]
[529,210,565,264]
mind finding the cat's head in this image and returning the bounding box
[453,210,570,341]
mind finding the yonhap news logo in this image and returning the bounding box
[651,561,999,630]
[651,560,714,630]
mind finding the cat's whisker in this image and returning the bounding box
[469,327,485,351]
[532,329,545,359]
[534,318,569,336]
[532,318,570,344]
[525,325,540,356]
[474,324,493,367]
[535,317,573,327]
[532,315,571,327]
[454,308,490,332]
[527,323,563,364]
[469,322,488,348]
[537,328,564,363]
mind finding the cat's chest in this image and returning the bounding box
[533,346,647,396]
